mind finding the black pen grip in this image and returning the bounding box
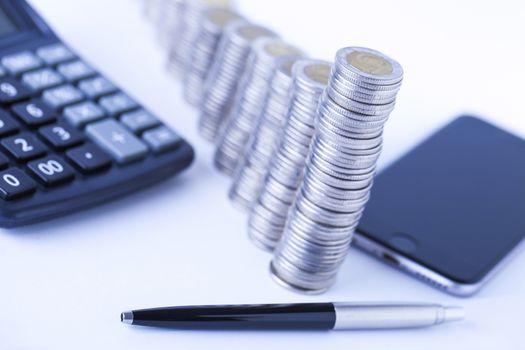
[130,303,336,330]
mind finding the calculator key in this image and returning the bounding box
[63,101,105,127]
[42,84,84,109]
[0,110,20,137]
[143,126,181,153]
[1,132,48,161]
[36,44,75,65]
[12,100,56,126]
[66,143,111,173]
[86,119,148,164]
[1,51,43,75]
[39,123,84,149]
[121,109,160,133]
[99,93,138,116]
[0,78,32,103]
[21,68,64,91]
[0,168,37,200]
[57,60,95,81]
[0,152,9,169]
[78,76,117,98]
[27,156,75,186]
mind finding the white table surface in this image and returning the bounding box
[1,0,525,348]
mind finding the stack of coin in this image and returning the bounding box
[214,38,303,179]
[198,21,277,142]
[248,59,332,251]
[184,8,242,106]
[157,0,186,50]
[166,0,231,79]
[228,56,302,211]
[270,47,403,294]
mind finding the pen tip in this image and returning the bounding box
[443,306,465,322]
[121,311,134,324]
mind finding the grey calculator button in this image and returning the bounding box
[22,68,64,90]
[86,119,148,164]
[57,60,95,81]
[64,101,106,127]
[143,126,181,153]
[36,44,75,65]
[99,93,138,116]
[78,76,116,98]
[42,84,84,109]
[1,51,43,75]
[121,109,160,133]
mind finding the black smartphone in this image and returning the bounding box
[354,116,525,296]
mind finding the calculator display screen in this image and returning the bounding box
[0,6,17,36]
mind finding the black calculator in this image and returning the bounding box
[0,0,194,227]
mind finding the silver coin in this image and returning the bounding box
[270,46,403,294]
[215,38,304,180]
[183,7,243,106]
[198,20,277,143]
[247,59,332,251]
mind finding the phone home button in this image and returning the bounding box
[389,233,418,253]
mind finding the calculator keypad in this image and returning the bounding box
[1,132,48,161]
[0,168,37,200]
[0,41,190,216]
[66,143,112,173]
[12,100,56,126]
[0,78,32,103]
[27,155,75,186]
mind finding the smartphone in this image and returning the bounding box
[354,116,525,296]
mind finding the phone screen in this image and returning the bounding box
[357,116,525,285]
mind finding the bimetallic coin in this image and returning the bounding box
[270,46,403,294]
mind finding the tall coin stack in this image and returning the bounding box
[228,56,302,211]
[248,59,333,251]
[167,0,231,79]
[270,47,403,294]
[157,0,186,50]
[184,8,242,106]
[198,21,277,142]
[214,38,303,180]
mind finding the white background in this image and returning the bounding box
[1,0,524,349]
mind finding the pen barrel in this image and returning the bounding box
[131,303,336,330]
[333,303,447,329]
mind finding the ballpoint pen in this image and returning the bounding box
[121,302,465,330]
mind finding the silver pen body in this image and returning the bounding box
[333,303,465,330]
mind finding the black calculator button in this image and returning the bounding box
[11,100,56,126]
[1,132,48,161]
[0,168,37,200]
[27,156,75,186]
[0,152,9,169]
[0,110,20,137]
[36,44,75,65]
[1,51,43,75]
[21,68,64,91]
[39,123,84,149]
[42,84,84,109]
[66,143,111,173]
[0,78,32,104]
[57,60,95,81]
